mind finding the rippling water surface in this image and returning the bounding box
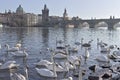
[1,27,120,80]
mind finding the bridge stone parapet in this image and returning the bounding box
[62,18,120,29]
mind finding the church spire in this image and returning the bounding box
[64,8,67,14]
[63,8,68,20]
[44,4,48,10]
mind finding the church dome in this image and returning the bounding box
[16,5,25,14]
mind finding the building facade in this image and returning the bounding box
[24,13,39,27]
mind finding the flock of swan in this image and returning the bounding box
[1,38,120,80]
[0,42,28,80]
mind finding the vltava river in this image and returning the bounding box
[1,27,120,80]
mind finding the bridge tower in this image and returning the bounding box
[42,4,49,24]
[63,8,68,20]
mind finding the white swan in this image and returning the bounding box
[35,60,52,67]
[55,49,66,54]
[11,73,26,80]
[35,60,67,72]
[54,53,67,59]
[84,48,90,63]
[24,65,28,80]
[5,44,19,52]
[0,61,19,69]
[68,56,81,66]
[68,46,78,52]
[95,55,109,62]
[11,50,28,57]
[36,50,57,77]
[0,63,2,66]
[81,38,84,45]
[100,47,110,53]
[108,50,120,59]
[36,68,57,78]
[60,61,75,70]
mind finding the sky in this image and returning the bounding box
[1,0,120,19]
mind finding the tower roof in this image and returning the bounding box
[43,4,49,10]
[16,5,25,14]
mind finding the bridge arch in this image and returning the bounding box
[95,21,108,28]
[81,22,89,28]
[113,22,120,29]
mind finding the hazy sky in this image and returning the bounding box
[1,0,120,19]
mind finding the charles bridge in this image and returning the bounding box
[60,18,120,29]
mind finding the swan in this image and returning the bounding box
[68,56,81,66]
[95,55,109,62]
[0,61,19,69]
[84,48,90,63]
[11,73,26,80]
[75,42,81,46]
[60,61,75,70]
[81,38,84,45]
[100,47,110,53]
[0,63,2,66]
[5,44,19,52]
[97,38,101,46]
[68,46,78,53]
[35,60,52,67]
[36,68,57,78]
[54,53,67,59]
[36,50,57,78]
[113,49,120,56]
[108,49,120,59]
[11,50,28,57]
[55,49,66,54]
[35,60,67,72]
[36,49,66,72]
[97,39,108,48]
[109,45,116,49]
[68,56,78,64]
[56,40,65,49]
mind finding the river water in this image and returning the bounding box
[0,27,120,80]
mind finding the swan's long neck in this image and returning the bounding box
[23,55,28,80]
[6,44,9,49]
[81,38,83,45]
[64,61,69,71]
[85,48,89,58]
[78,68,82,80]
[51,51,57,77]
[25,66,28,80]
